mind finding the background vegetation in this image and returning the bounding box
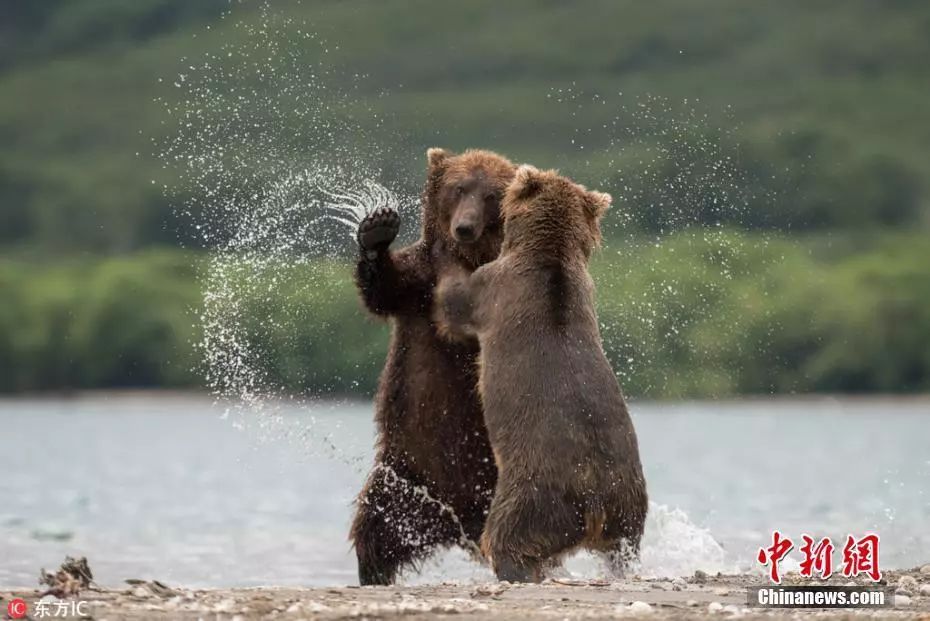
[2,1,929,397]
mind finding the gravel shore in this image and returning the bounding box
[4,567,930,620]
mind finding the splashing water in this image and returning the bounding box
[157,6,779,582]
[402,502,735,584]
[157,2,401,412]
[545,87,785,399]
[555,503,737,581]
[321,179,406,234]
[635,504,737,578]
[158,2,478,557]
[375,464,483,560]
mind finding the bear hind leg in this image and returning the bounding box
[351,463,465,585]
[492,555,541,583]
[482,483,583,583]
[601,514,645,579]
[352,495,422,585]
[602,537,640,579]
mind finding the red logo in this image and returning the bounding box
[799,534,835,579]
[841,534,882,581]
[757,530,794,584]
[757,532,882,584]
[7,598,27,619]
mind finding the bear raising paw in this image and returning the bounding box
[349,148,516,585]
[357,206,401,260]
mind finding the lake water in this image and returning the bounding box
[1,395,927,588]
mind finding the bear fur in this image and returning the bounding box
[436,165,648,582]
[350,148,516,585]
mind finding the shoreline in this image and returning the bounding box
[3,568,929,620]
[2,388,930,406]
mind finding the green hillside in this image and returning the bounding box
[2,1,929,396]
[4,232,930,396]
[2,0,929,252]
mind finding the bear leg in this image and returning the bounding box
[603,537,640,579]
[352,496,422,585]
[492,554,542,583]
[356,207,400,260]
[597,492,648,578]
[601,509,646,579]
[351,462,466,585]
[481,482,583,583]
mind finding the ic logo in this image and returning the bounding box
[7,598,27,619]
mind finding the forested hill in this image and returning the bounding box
[2,0,929,253]
[3,2,930,397]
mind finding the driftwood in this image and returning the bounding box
[39,556,94,598]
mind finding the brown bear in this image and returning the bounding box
[436,165,648,582]
[350,148,516,585]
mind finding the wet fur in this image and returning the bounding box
[540,260,569,328]
[350,148,515,585]
[436,166,648,582]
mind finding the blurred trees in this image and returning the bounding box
[1,0,929,252]
[0,251,201,391]
[1,1,929,395]
[0,0,225,71]
[3,233,928,397]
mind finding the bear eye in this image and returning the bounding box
[485,193,499,203]
[455,186,466,197]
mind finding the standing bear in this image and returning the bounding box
[350,148,516,585]
[436,165,648,582]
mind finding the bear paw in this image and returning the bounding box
[357,207,400,257]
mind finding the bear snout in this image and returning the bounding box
[451,205,485,243]
[454,222,476,241]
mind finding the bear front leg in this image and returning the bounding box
[354,208,432,317]
[434,271,479,339]
[357,207,400,261]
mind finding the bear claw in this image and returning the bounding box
[358,207,400,255]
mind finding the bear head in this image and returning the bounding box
[423,148,516,267]
[501,165,611,261]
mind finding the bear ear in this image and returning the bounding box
[585,191,612,220]
[427,147,451,171]
[511,164,543,199]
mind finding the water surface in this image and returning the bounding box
[1,395,927,587]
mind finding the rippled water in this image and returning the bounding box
[1,395,927,588]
